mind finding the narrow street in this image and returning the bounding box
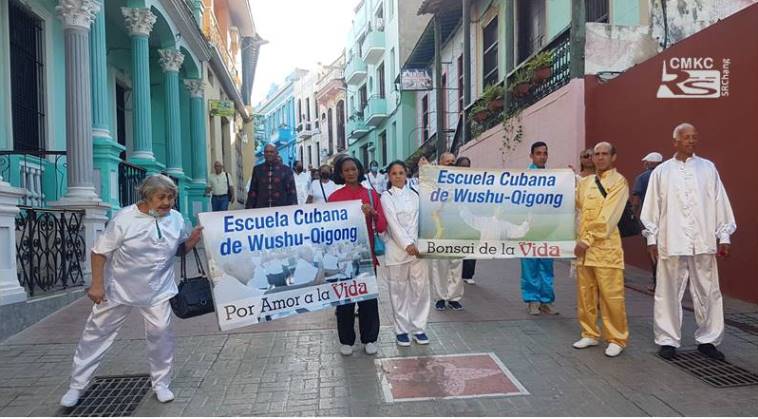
[2,259,757,416]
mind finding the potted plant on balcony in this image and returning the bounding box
[509,69,531,98]
[469,101,490,124]
[527,50,554,84]
[482,84,505,113]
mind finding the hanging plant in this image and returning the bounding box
[469,101,490,124]
[527,50,554,84]
[500,108,524,163]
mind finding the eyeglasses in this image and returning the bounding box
[581,154,591,158]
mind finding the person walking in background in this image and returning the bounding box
[641,123,736,361]
[362,160,387,195]
[328,157,387,356]
[381,160,430,347]
[521,142,558,316]
[293,160,312,205]
[631,152,663,290]
[306,165,340,204]
[60,175,203,407]
[573,142,630,358]
[246,144,298,209]
[455,156,477,285]
[430,152,464,311]
[206,161,233,212]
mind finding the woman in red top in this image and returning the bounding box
[328,157,387,356]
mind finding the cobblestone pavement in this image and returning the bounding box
[2,259,758,416]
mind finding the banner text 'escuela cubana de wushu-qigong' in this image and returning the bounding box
[198,200,378,332]
[418,165,576,259]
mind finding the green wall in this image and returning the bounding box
[547,0,571,40]
[611,0,641,25]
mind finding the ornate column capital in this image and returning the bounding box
[184,79,206,98]
[56,0,101,30]
[158,49,185,73]
[121,7,156,37]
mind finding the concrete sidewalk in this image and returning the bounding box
[1,259,757,416]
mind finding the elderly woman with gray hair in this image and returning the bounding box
[60,174,203,407]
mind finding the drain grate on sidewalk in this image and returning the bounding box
[660,350,758,388]
[59,374,151,417]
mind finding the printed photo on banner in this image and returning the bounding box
[197,200,379,331]
[418,165,576,259]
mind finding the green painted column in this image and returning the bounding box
[184,79,209,223]
[122,8,158,171]
[91,3,124,209]
[158,49,185,176]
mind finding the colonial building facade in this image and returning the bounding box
[0,0,262,336]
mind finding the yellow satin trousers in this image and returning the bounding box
[576,266,629,346]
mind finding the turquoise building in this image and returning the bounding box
[254,69,305,166]
[343,0,429,167]
[0,0,262,223]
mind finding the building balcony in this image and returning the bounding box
[272,126,295,145]
[347,117,369,141]
[297,122,320,140]
[361,29,385,66]
[345,57,368,86]
[364,96,387,127]
[202,7,241,90]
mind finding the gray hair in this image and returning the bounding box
[672,122,695,139]
[594,141,617,155]
[138,174,178,201]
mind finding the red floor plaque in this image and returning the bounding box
[375,352,529,402]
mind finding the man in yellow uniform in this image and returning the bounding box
[573,142,630,357]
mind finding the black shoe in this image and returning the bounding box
[698,343,725,361]
[658,345,676,360]
[448,301,463,311]
[435,300,446,311]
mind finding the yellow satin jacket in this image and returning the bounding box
[576,168,629,269]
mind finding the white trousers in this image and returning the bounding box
[69,299,174,390]
[430,259,463,302]
[386,259,431,335]
[654,254,724,347]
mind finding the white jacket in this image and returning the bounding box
[380,185,420,266]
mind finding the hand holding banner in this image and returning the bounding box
[198,200,379,331]
[418,165,576,259]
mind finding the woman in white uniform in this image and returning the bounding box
[380,160,431,346]
[60,175,203,407]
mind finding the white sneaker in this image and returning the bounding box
[463,278,476,285]
[339,344,353,356]
[364,342,378,355]
[605,343,624,357]
[60,389,82,407]
[154,386,175,403]
[572,337,600,349]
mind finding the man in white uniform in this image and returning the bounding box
[293,160,312,205]
[429,152,465,311]
[641,122,736,361]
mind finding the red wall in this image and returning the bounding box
[585,5,758,303]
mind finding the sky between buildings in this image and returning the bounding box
[249,0,356,106]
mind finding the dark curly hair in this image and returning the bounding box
[333,156,366,185]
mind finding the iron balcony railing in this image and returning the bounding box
[466,27,571,140]
[118,160,146,208]
[15,206,85,297]
[0,150,66,207]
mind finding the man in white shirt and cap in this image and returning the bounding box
[631,151,663,290]
[641,122,736,361]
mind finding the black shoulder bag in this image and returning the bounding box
[594,176,642,238]
[170,247,215,319]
